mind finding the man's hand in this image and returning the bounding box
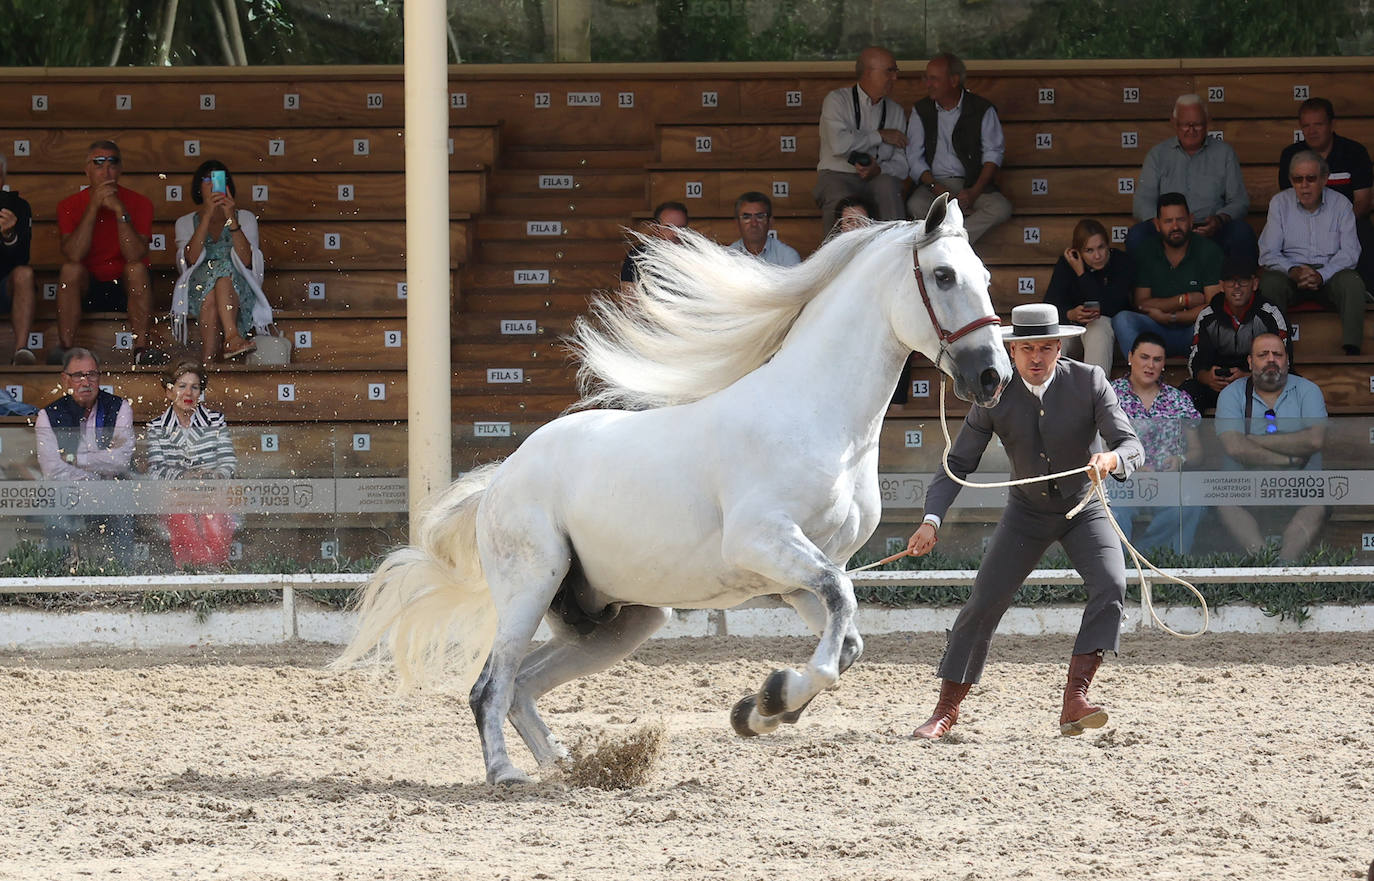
[1289,264,1321,290]
[1086,451,1120,484]
[1142,306,1170,324]
[956,189,978,211]
[878,128,907,148]
[93,180,123,214]
[1193,215,1221,237]
[0,208,16,237]
[907,522,938,557]
[1203,367,1236,392]
[854,159,880,180]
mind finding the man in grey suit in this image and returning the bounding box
[907,303,1145,739]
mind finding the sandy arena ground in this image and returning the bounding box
[1,631,1372,881]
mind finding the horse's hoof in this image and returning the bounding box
[488,764,532,786]
[780,697,814,725]
[758,668,796,717]
[731,694,761,737]
[730,694,781,737]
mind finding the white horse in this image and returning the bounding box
[337,195,1012,784]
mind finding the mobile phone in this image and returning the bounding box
[1082,300,1100,311]
[210,170,227,194]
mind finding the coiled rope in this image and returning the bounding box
[850,378,1208,639]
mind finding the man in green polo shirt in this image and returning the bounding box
[1112,192,1223,357]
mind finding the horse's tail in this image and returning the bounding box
[333,462,502,694]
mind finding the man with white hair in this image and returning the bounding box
[1128,94,1255,259]
[1258,150,1365,355]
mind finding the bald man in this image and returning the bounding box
[813,46,909,236]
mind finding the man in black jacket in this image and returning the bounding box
[0,153,37,365]
[1182,255,1291,412]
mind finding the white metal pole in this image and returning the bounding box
[404,0,453,534]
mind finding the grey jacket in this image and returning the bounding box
[925,359,1145,518]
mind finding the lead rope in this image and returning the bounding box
[850,378,1208,639]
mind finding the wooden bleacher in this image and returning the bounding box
[1,62,1372,563]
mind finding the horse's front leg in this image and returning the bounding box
[721,518,858,736]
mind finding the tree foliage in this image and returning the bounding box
[0,0,403,66]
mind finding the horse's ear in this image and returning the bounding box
[923,191,950,232]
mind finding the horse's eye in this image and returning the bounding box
[933,266,956,287]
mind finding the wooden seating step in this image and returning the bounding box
[499,146,656,170]
[452,340,570,364]
[8,172,486,222]
[485,193,648,217]
[478,240,631,265]
[454,312,579,339]
[0,77,410,128]
[25,220,471,270]
[487,168,645,197]
[0,126,499,173]
[462,290,603,312]
[460,263,616,289]
[0,366,408,422]
[476,216,628,242]
[13,271,419,316]
[452,393,577,421]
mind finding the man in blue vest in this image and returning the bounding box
[904,52,1013,244]
[34,348,136,561]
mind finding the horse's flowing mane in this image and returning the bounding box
[569,221,918,410]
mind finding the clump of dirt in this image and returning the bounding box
[558,722,666,790]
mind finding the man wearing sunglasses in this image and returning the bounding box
[1215,332,1328,561]
[54,141,166,367]
[1258,150,1366,356]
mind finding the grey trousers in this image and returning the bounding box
[906,176,1013,243]
[938,497,1127,683]
[813,169,906,235]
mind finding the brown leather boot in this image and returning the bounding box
[1060,651,1108,736]
[913,679,972,740]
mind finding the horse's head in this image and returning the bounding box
[890,194,1012,407]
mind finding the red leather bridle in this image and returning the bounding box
[912,245,1002,371]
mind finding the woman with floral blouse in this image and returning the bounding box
[1109,331,1204,553]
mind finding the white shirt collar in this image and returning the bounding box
[1021,369,1055,399]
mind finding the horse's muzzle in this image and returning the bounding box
[951,343,1012,407]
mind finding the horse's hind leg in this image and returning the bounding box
[508,605,671,766]
[469,550,571,786]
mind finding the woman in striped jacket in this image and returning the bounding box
[145,360,238,567]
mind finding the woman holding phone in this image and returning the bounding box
[1043,218,1134,377]
[172,159,274,363]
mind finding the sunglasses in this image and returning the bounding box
[1264,408,1278,434]
[89,156,121,166]
[1290,174,1321,184]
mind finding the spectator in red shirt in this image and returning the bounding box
[55,140,166,366]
